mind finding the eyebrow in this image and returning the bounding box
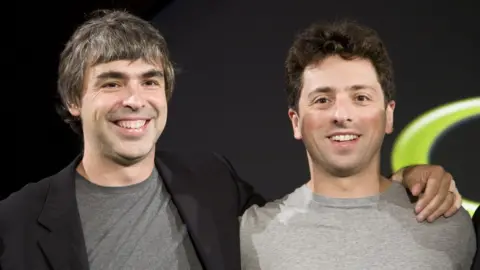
[307,84,376,99]
[307,86,336,100]
[95,69,164,82]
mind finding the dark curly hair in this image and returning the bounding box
[285,19,395,111]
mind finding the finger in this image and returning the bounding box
[449,180,463,209]
[410,182,423,197]
[401,169,426,197]
[444,192,461,217]
[454,188,462,209]
[426,192,454,222]
[414,176,441,213]
[402,165,435,196]
[417,193,443,222]
[444,189,462,217]
[416,174,450,220]
[417,171,451,213]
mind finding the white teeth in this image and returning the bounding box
[116,120,146,129]
[331,134,358,142]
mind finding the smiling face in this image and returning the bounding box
[69,59,167,165]
[288,55,395,177]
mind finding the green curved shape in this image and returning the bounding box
[391,97,480,217]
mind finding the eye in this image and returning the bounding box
[144,80,160,86]
[356,95,370,102]
[102,82,121,88]
[314,97,330,104]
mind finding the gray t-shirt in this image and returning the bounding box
[240,181,476,270]
[75,169,203,270]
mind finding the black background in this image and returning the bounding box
[12,0,479,211]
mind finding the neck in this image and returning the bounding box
[78,145,156,187]
[307,154,390,198]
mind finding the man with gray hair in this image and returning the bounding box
[1,9,466,270]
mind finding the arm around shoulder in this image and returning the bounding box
[212,153,266,216]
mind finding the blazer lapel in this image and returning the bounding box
[156,153,223,270]
[37,156,89,270]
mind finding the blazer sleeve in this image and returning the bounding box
[472,207,480,270]
[213,153,266,216]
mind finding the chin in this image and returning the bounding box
[328,167,359,178]
[110,145,155,166]
[324,161,362,178]
[110,152,150,166]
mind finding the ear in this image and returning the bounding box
[288,108,302,140]
[385,100,395,134]
[68,102,81,117]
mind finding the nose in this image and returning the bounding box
[332,97,353,125]
[122,84,146,110]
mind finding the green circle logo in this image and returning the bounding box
[391,97,480,217]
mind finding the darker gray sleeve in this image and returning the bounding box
[455,209,477,269]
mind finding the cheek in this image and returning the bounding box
[301,111,329,134]
[359,109,387,133]
[81,94,118,121]
[78,96,93,120]
[146,92,168,110]
[153,97,168,111]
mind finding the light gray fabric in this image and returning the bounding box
[240,181,476,270]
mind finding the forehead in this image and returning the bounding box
[301,56,379,94]
[87,59,164,76]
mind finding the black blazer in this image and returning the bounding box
[0,151,265,270]
[472,207,480,270]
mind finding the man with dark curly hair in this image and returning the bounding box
[240,20,476,270]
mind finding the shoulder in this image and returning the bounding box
[240,188,302,232]
[439,207,477,266]
[446,207,477,242]
[405,204,476,264]
[1,177,51,212]
[440,207,477,242]
[157,150,266,215]
[155,150,240,188]
[1,155,80,234]
[155,149,248,197]
[390,184,475,242]
[380,183,476,261]
[241,200,282,226]
[0,176,52,232]
[155,150,232,173]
